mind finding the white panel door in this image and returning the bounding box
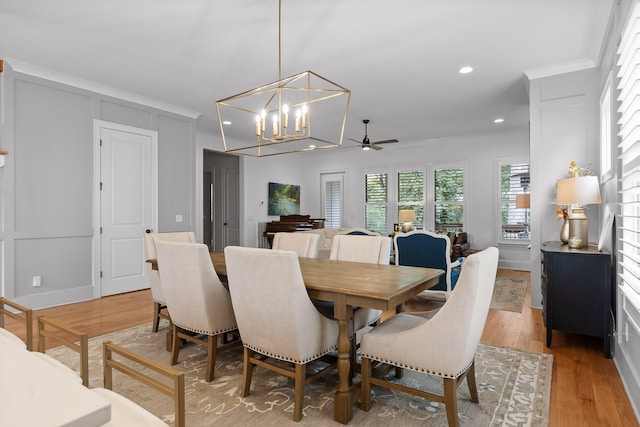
[99,124,155,296]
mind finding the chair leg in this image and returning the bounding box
[205,334,217,382]
[170,324,181,366]
[241,347,254,397]
[293,363,305,422]
[443,377,460,427]
[360,357,372,411]
[152,302,161,332]
[466,361,479,403]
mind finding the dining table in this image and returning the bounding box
[149,251,443,424]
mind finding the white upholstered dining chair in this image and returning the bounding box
[155,241,238,382]
[360,247,499,427]
[272,231,321,258]
[144,231,196,332]
[329,234,391,326]
[224,246,340,422]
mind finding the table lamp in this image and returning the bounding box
[398,210,416,232]
[556,176,601,249]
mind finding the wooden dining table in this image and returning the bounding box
[150,251,443,424]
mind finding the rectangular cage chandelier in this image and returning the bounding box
[215,1,350,157]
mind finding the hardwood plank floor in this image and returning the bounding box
[3,268,639,426]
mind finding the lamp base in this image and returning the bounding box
[401,222,414,233]
[567,207,588,249]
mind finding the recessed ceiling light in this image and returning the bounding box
[459,66,474,74]
[494,118,504,123]
[222,121,232,125]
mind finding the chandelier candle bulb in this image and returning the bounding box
[282,105,289,129]
[295,110,301,132]
[272,115,278,136]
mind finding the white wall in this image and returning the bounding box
[231,126,530,270]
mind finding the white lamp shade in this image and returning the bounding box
[556,176,602,205]
[398,210,416,223]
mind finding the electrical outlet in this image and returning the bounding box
[175,214,183,223]
[32,276,42,287]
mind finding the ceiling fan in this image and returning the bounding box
[349,119,399,151]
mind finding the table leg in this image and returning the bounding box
[333,296,353,424]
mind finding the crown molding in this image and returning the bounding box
[4,58,201,120]
[522,58,596,81]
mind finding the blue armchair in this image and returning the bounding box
[394,230,460,301]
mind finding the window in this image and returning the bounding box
[499,161,530,242]
[397,170,424,228]
[321,172,344,228]
[434,167,464,232]
[617,3,640,301]
[365,173,388,234]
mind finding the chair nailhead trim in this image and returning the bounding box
[360,354,473,379]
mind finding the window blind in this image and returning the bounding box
[324,180,342,228]
[617,1,640,299]
[398,170,424,224]
[434,168,464,231]
[365,173,388,234]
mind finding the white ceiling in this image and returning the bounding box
[0,0,614,149]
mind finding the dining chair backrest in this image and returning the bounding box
[155,241,236,335]
[339,228,382,236]
[272,232,321,258]
[329,234,391,265]
[224,246,339,363]
[394,230,456,293]
[144,232,196,304]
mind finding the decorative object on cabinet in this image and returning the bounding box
[540,241,612,357]
[556,162,602,249]
[0,150,7,167]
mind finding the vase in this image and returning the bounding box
[560,218,569,244]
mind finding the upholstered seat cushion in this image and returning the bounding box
[0,327,27,349]
[92,388,167,426]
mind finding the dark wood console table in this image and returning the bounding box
[541,241,613,358]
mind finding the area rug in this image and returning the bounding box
[490,278,528,313]
[47,322,552,426]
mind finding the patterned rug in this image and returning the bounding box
[47,322,552,426]
[490,278,528,313]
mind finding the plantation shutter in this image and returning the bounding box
[365,173,388,234]
[434,168,464,232]
[324,180,341,228]
[617,1,640,308]
[398,170,424,225]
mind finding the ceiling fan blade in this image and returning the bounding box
[348,138,362,144]
[373,139,399,145]
[371,144,383,151]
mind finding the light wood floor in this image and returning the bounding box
[4,269,639,426]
